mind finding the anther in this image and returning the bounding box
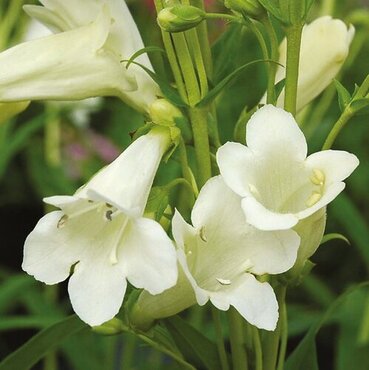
[306,191,322,207]
[310,169,325,186]
[216,278,231,285]
[57,215,68,228]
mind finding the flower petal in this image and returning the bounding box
[22,211,81,284]
[216,143,255,197]
[246,105,307,160]
[120,217,177,295]
[77,130,170,216]
[305,150,359,184]
[209,273,278,331]
[0,9,136,103]
[242,196,298,231]
[68,259,127,326]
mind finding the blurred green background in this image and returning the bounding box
[1,0,369,369]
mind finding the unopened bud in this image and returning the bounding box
[149,99,183,127]
[157,5,206,33]
[0,101,30,124]
[225,0,265,18]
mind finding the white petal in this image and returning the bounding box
[68,259,127,326]
[242,196,298,230]
[120,217,177,295]
[0,9,136,103]
[210,273,279,331]
[297,182,346,219]
[22,211,81,284]
[216,143,255,197]
[246,105,307,160]
[77,130,170,216]
[305,150,359,184]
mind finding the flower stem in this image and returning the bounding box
[252,327,263,370]
[322,107,354,150]
[263,285,286,370]
[284,23,303,116]
[276,297,288,370]
[228,308,248,370]
[262,16,279,104]
[212,307,230,370]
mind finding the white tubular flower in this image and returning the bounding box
[22,128,178,326]
[217,105,359,231]
[262,16,354,112]
[0,0,160,112]
[172,176,300,330]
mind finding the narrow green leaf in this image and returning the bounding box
[350,98,369,115]
[320,233,350,246]
[0,316,60,331]
[197,59,280,108]
[285,282,369,370]
[165,315,221,370]
[0,315,86,370]
[125,46,165,69]
[121,60,187,107]
[334,80,351,112]
[275,78,286,101]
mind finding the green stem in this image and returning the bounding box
[205,13,240,22]
[154,0,188,101]
[320,0,335,15]
[244,17,269,65]
[44,111,61,167]
[322,108,354,150]
[228,308,248,370]
[284,23,303,116]
[252,327,263,370]
[0,0,23,50]
[263,285,286,370]
[276,298,288,370]
[212,307,230,370]
[262,16,279,104]
[189,108,211,186]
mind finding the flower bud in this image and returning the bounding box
[224,0,265,18]
[149,98,183,127]
[157,5,206,33]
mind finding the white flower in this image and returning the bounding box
[22,128,178,326]
[171,176,300,330]
[262,16,354,111]
[0,0,160,112]
[217,105,359,231]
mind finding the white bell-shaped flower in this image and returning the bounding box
[22,128,178,326]
[261,16,354,111]
[0,0,160,112]
[171,176,300,330]
[217,105,359,231]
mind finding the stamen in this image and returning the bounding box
[104,210,113,221]
[109,217,129,265]
[199,227,207,242]
[306,191,322,207]
[57,214,68,228]
[216,278,231,285]
[310,169,325,186]
[68,201,103,220]
[249,184,260,197]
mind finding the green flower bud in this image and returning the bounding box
[157,5,206,33]
[225,0,265,18]
[0,101,30,124]
[91,318,125,335]
[149,98,183,127]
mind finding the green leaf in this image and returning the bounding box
[285,282,369,370]
[330,194,369,266]
[275,78,286,101]
[125,46,166,69]
[320,233,350,246]
[334,80,351,112]
[0,316,60,331]
[165,315,221,370]
[0,315,86,370]
[350,98,369,115]
[197,59,280,108]
[0,275,35,313]
[257,0,286,22]
[121,60,187,107]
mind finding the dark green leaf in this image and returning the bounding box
[125,46,166,69]
[350,98,369,114]
[257,0,286,22]
[121,60,187,107]
[197,59,280,108]
[320,233,350,246]
[0,315,86,370]
[275,78,286,101]
[334,80,351,112]
[165,315,221,370]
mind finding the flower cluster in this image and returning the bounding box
[0,0,359,332]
